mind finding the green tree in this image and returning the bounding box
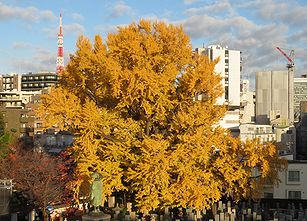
[38,19,286,211]
[0,114,11,158]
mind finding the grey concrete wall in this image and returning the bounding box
[256,70,290,124]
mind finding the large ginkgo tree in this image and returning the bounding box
[38,19,286,211]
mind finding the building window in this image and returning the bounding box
[263,192,273,199]
[225,86,229,100]
[288,171,300,182]
[288,191,301,199]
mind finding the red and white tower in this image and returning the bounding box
[56,12,64,74]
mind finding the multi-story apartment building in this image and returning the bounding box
[294,77,307,122]
[21,71,58,91]
[0,73,21,91]
[195,45,241,130]
[0,72,58,92]
[0,72,58,138]
[0,90,41,109]
[0,107,34,138]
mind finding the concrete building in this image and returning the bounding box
[21,71,58,91]
[240,80,255,124]
[296,112,307,160]
[274,161,307,199]
[195,45,241,130]
[34,129,74,154]
[239,123,295,158]
[240,124,275,143]
[0,107,34,138]
[0,90,41,109]
[274,125,296,158]
[294,77,307,122]
[0,72,58,138]
[0,74,21,91]
[256,70,294,125]
[195,45,241,106]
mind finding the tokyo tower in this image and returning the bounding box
[56,12,64,74]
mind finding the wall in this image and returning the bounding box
[274,161,307,199]
[256,70,290,125]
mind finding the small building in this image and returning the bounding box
[239,123,296,158]
[35,129,74,154]
[239,124,276,143]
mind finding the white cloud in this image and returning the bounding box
[64,23,85,35]
[178,17,292,83]
[43,23,85,39]
[71,12,84,21]
[183,0,201,5]
[238,0,307,27]
[185,0,232,15]
[176,0,307,82]
[94,24,118,36]
[9,46,58,72]
[0,2,56,22]
[12,42,32,49]
[42,27,57,39]
[109,1,134,18]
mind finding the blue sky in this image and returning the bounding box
[1,0,307,87]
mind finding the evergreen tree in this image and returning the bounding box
[0,113,10,158]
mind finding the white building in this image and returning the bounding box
[274,161,307,199]
[239,123,295,158]
[239,124,275,143]
[195,45,241,130]
[0,90,41,109]
[240,80,255,124]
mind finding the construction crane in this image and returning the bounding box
[276,47,295,68]
[276,47,295,124]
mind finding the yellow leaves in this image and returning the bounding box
[37,87,82,130]
[127,135,171,195]
[38,19,287,212]
[177,54,222,103]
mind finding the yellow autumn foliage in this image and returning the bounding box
[37,19,286,211]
